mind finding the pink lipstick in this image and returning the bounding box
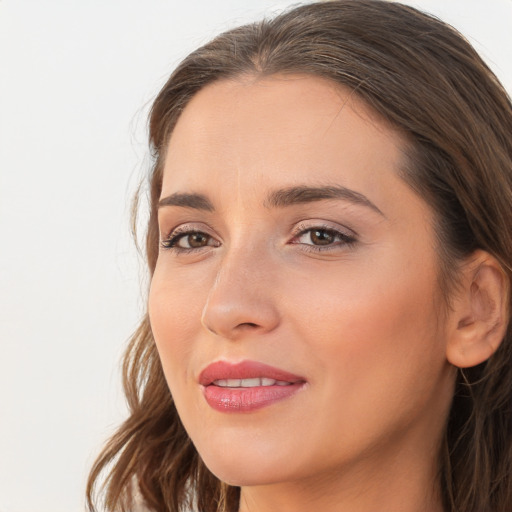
[199,361,306,413]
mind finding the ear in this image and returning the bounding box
[446,250,509,368]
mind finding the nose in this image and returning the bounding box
[201,245,281,340]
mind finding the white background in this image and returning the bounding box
[0,1,510,511]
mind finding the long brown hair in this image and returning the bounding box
[87,1,512,511]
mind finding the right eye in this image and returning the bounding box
[161,229,219,252]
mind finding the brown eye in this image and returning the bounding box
[291,226,357,252]
[310,229,335,245]
[183,232,210,248]
[161,230,219,251]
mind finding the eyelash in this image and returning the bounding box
[160,223,357,254]
[290,223,357,253]
[160,226,219,253]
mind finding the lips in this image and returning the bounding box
[199,360,306,413]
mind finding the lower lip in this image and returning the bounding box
[203,383,304,413]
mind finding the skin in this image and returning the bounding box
[149,75,459,512]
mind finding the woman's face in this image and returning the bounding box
[149,75,456,488]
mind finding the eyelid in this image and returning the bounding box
[158,219,358,254]
[291,220,357,239]
[289,221,358,252]
[159,222,220,251]
[160,221,216,240]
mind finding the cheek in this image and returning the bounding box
[273,257,451,465]
[148,262,209,383]
[285,252,445,398]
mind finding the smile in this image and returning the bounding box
[199,361,306,413]
[213,378,293,387]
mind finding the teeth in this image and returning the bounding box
[241,378,262,387]
[212,378,292,388]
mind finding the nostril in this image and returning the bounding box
[203,321,259,335]
[231,322,261,333]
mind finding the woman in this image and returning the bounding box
[87,1,512,511]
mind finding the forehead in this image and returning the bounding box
[161,74,408,208]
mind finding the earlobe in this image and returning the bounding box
[446,251,510,369]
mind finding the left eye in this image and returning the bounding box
[293,227,356,247]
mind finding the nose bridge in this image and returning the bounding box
[201,239,280,339]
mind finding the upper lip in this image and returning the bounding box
[199,360,305,386]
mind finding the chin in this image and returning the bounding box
[205,462,283,488]
[197,444,295,487]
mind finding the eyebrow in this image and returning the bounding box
[158,185,384,216]
[158,192,214,211]
[264,185,384,216]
